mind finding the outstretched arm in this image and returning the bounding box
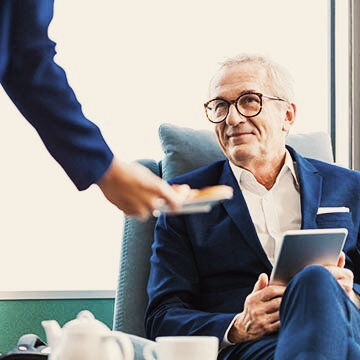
[1,0,189,218]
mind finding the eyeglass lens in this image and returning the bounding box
[206,93,261,123]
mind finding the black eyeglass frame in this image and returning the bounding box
[204,91,287,124]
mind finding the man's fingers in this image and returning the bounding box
[324,265,339,278]
[252,273,269,293]
[261,286,286,302]
[324,265,354,295]
[267,320,281,333]
[246,312,280,337]
[338,251,346,268]
[243,285,282,339]
[325,265,353,281]
[264,298,282,314]
[266,311,280,323]
[337,279,353,294]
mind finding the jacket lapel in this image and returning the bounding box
[218,148,323,270]
[219,161,272,271]
[286,146,323,229]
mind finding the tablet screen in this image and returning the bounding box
[270,228,348,285]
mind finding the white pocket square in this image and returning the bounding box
[317,207,350,215]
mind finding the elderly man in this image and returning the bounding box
[145,55,360,359]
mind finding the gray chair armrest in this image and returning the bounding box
[113,160,160,337]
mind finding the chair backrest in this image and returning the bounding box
[113,124,334,337]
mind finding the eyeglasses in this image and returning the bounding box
[204,91,287,124]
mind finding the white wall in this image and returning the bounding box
[0,0,329,291]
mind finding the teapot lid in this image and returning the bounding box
[64,310,110,335]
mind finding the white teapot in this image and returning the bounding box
[42,310,134,360]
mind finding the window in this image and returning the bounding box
[335,0,351,167]
[0,0,330,291]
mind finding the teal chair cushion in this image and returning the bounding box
[159,124,225,180]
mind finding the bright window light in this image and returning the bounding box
[0,0,330,291]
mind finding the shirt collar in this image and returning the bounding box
[229,149,299,189]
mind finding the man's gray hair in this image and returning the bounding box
[218,54,295,102]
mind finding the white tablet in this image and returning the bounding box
[270,228,348,285]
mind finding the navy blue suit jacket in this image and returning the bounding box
[0,0,113,190]
[145,147,360,343]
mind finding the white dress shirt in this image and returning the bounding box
[222,150,301,346]
[229,150,302,265]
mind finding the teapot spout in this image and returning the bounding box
[41,320,62,349]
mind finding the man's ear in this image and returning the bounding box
[282,103,296,132]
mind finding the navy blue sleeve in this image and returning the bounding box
[145,214,237,344]
[0,0,113,190]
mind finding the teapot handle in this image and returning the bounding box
[48,344,60,360]
[143,343,157,360]
[106,331,134,360]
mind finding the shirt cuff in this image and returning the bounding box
[221,314,240,349]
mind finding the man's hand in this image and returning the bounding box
[324,251,354,296]
[97,158,191,219]
[228,273,286,343]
